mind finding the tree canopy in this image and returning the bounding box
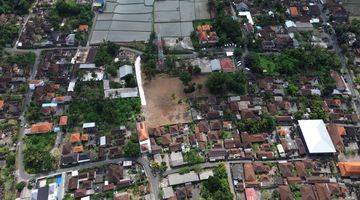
[205,71,247,95]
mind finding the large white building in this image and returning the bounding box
[298,120,336,154]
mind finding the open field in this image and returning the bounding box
[142,74,208,127]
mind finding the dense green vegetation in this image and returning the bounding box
[236,113,276,134]
[246,47,339,96]
[335,19,360,48]
[68,98,141,129]
[47,0,93,45]
[0,0,34,15]
[0,20,19,47]
[201,163,233,200]
[123,133,140,157]
[24,133,56,174]
[94,41,119,67]
[209,0,242,45]
[142,32,158,79]
[5,52,36,71]
[247,48,340,76]
[205,71,247,95]
[184,149,205,164]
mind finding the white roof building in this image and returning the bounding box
[298,120,336,154]
[100,136,106,146]
[210,59,221,71]
[67,80,76,92]
[83,122,95,129]
[168,171,199,186]
[170,152,184,167]
[238,11,254,25]
[119,65,134,79]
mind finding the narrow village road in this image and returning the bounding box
[316,2,360,119]
[14,49,41,182]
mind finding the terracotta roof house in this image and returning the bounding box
[289,6,299,17]
[74,188,86,198]
[72,145,84,153]
[327,124,345,152]
[220,58,236,72]
[278,162,295,177]
[197,121,210,133]
[338,162,360,177]
[244,163,256,182]
[278,185,293,200]
[253,162,270,174]
[314,183,332,200]
[81,134,89,142]
[244,188,259,200]
[210,120,222,131]
[107,164,124,185]
[59,115,68,126]
[330,70,347,91]
[169,142,182,152]
[300,185,317,200]
[68,176,78,190]
[30,122,53,134]
[294,161,307,177]
[0,100,4,110]
[137,122,149,141]
[161,134,172,146]
[70,133,81,143]
[78,24,89,32]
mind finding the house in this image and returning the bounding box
[59,116,68,126]
[107,164,124,185]
[244,188,259,200]
[30,122,53,134]
[220,58,236,72]
[170,151,184,167]
[210,59,221,71]
[137,122,151,153]
[278,185,293,200]
[298,120,336,154]
[78,153,90,163]
[231,164,244,181]
[330,70,349,94]
[72,145,84,153]
[118,65,133,79]
[70,133,81,143]
[300,185,317,200]
[327,124,345,152]
[338,162,360,177]
[244,163,256,182]
[278,162,294,177]
[61,153,77,166]
[208,149,228,161]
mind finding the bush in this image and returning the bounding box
[16,181,26,192]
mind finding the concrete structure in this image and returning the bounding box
[298,120,336,154]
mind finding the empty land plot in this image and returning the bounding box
[90,0,153,44]
[143,74,192,127]
[143,74,209,127]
